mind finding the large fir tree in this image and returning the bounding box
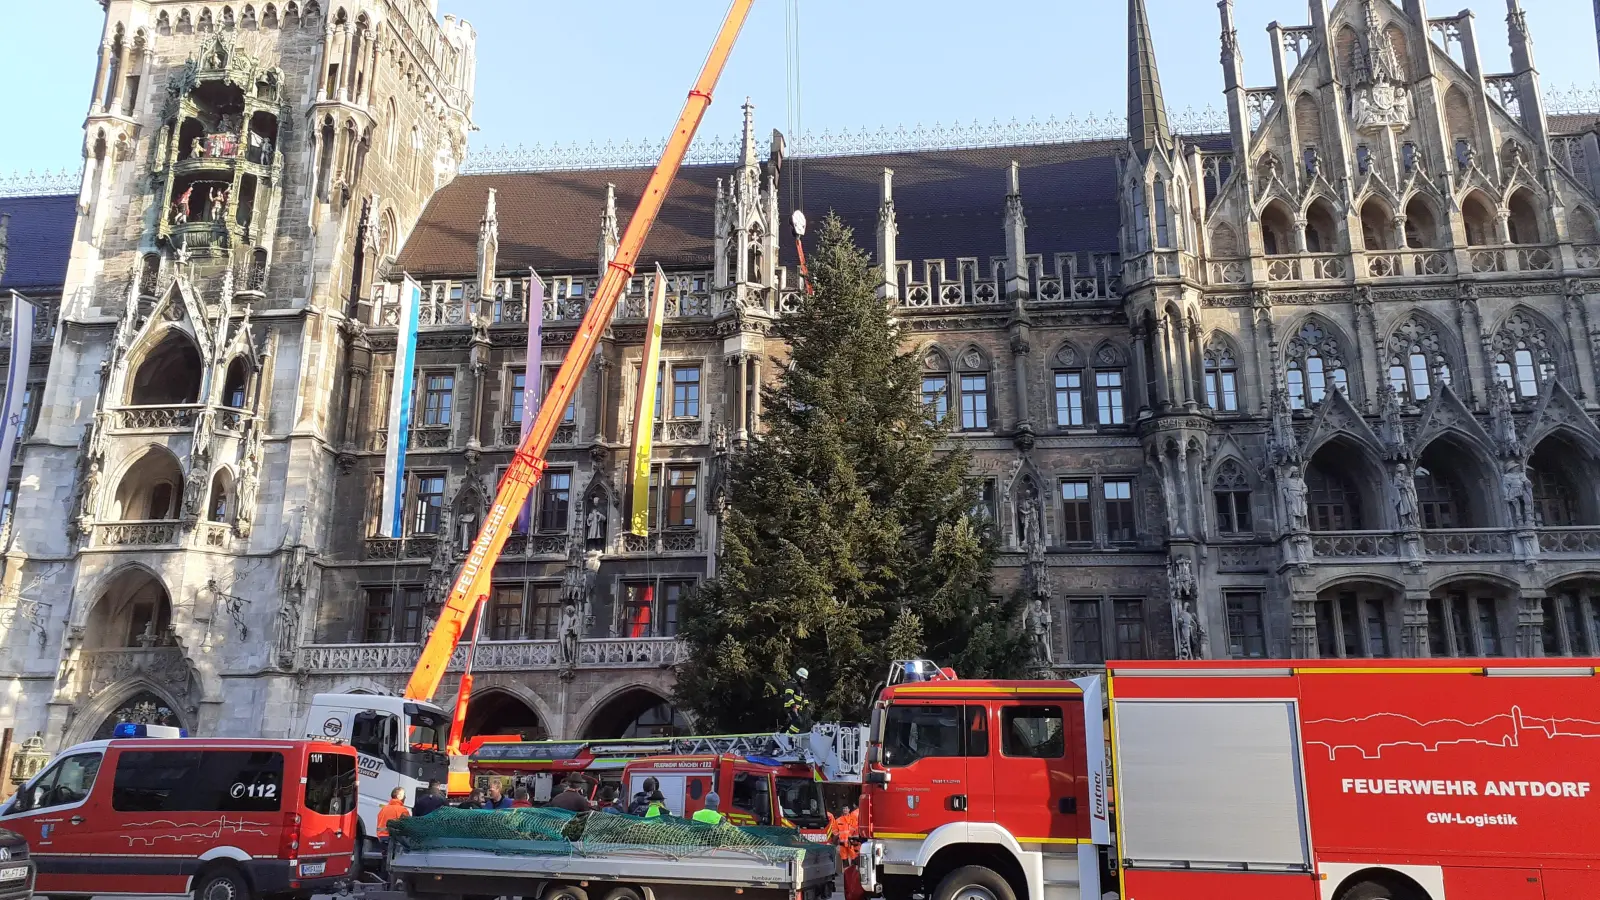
[676,214,1027,731]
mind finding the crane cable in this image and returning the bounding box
[785,0,809,290]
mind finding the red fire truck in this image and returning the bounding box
[854,658,1600,900]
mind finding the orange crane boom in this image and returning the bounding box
[405,0,756,703]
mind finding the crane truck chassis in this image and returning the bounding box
[853,658,1600,900]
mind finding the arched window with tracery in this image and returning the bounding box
[1204,336,1240,411]
[1385,314,1452,403]
[1491,311,1559,399]
[1131,176,1149,254]
[1412,465,1462,529]
[1286,320,1349,410]
[1213,460,1252,535]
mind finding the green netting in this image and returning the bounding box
[388,806,818,864]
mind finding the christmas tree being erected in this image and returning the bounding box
[676,214,1027,732]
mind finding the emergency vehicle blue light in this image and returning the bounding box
[746,755,782,767]
[112,722,189,738]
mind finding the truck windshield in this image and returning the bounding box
[776,776,826,830]
[881,705,963,767]
[408,712,448,752]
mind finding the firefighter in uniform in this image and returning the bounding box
[783,667,812,735]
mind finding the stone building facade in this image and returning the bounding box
[4,0,1600,747]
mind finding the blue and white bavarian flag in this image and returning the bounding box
[380,276,422,537]
[0,292,36,481]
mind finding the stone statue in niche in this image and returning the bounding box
[1168,555,1202,661]
[1392,462,1420,531]
[586,498,608,548]
[1502,461,1536,528]
[1281,465,1309,533]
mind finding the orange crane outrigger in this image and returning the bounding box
[406,1,757,732]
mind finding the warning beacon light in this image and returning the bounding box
[113,722,188,739]
[888,659,956,685]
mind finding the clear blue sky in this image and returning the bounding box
[1,0,1595,175]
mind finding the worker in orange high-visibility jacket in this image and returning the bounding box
[832,803,862,898]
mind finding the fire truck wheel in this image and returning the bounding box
[193,865,253,900]
[599,888,644,900]
[932,865,1016,900]
[540,885,590,900]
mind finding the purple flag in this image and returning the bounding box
[516,270,545,532]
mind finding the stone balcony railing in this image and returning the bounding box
[113,405,202,431]
[498,422,577,448]
[297,637,686,675]
[94,520,180,548]
[1307,527,1553,561]
[621,530,703,554]
[1207,242,1599,289]
[365,532,575,560]
[79,646,188,697]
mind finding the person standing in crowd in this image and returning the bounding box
[413,781,448,817]
[598,786,625,814]
[629,776,660,816]
[511,786,534,809]
[376,787,411,844]
[691,792,727,826]
[548,775,591,812]
[484,783,514,809]
[456,788,484,810]
[643,790,669,818]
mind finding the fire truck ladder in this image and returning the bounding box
[477,725,868,783]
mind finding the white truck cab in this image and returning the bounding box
[305,693,450,853]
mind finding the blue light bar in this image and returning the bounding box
[113,722,189,739]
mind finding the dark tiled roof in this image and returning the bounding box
[395,140,1124,277]
[0,194,76,291]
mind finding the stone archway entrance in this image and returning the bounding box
[462,690,547,742]
[92,689,187,740]
[581,688,689,739]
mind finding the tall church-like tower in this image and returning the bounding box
[0,0,474,746]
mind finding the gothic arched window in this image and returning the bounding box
[1153,177,1170,249]
[1413,465,1461,529]
[1213,460,1252,535]
[1131,177,1149,254]
[1286,320,1349,410]
[1307,460,1363,531]
[1386,314,1452,403]
[1491,311,1559,399]
[1203,337,1240,411]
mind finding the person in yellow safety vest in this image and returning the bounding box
[691,791,727,826]
[643,789,669,818]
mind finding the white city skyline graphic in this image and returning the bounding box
[121,816,272,847]
[1303,706,1600,761]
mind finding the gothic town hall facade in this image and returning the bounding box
[2,0,1600,748]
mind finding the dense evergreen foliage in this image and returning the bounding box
[676,214,1026,731]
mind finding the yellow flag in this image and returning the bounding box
[629,266,669,536]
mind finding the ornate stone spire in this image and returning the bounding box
[1003,161,1029,306]
[598,182,619,280]
[876,169,898,302]
[1127,0,1171,155]
[477,187,499,296]
[739,98,758,169]
[0,213,9,286]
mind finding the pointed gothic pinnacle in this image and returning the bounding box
[740,98,757,167]
[483,187,497,225]
[0,213,9,284]
[1127,0,1171,154]
[1007,160,1022,197]
[880,168,895,205]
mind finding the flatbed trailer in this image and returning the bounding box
[382,841,838,900]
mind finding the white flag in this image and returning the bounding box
[380,277,422,538]
[0,293,36,481]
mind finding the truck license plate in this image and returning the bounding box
[299,862,326,877]
[0,866,27,882]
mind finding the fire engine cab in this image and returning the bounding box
[855,658,1600,900]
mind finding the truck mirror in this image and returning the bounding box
[865,771,889,787]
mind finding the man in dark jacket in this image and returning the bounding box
[548,775,591,813]
[413,781,448,817]
[627,776,660,816]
